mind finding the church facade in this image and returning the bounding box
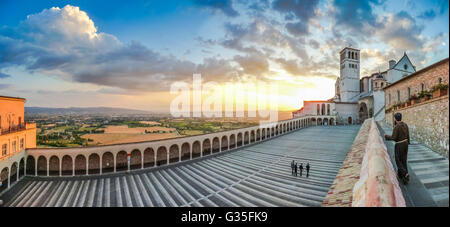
[292,47,416,125]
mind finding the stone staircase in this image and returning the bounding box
[1,125,360,207]
[378,121,449,207]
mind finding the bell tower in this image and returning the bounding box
[339,47,360,102]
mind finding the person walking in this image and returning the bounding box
[299,163,304,177]
[385,113,410,185]
[291,160,295,175]
[294,162,298,176]
[306,162,310,178]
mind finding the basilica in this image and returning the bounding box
[292,47,416,125]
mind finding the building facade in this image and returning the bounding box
[384,58,449,157]
[293,47,417,125]
[0,96,36,161]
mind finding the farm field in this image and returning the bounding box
[81,132,180,145]
[104,125,176,134]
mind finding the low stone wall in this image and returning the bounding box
[322,118,405,207]
[386,95,449,157]
[352,120,405,207]
[322,119,371,207]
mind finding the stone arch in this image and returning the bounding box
[229,135,236,149]
[348,116,353,124]
[143,148,155,168]
[250,130,255,143]
[19,158,25,178]
[244,132,249,145]
[323,118,329,126]
[75,155,87,175]
[181,143,190,161]
[169,144,179,163]
[88,153,100,174]
[116,151,128,171]
[130,149,142,170]
[311,118,317,126]
[256,129,260,141]
[62,155,73,176]
[0,167,8,193]
[221,136,228,151]
[212,137,220,153]
[275,126,279,135]
[10,162,18,184]
[203,139,211,156]
[37,156,47,176]
[330,118,335,125]
[192,141,201,158]
[102,152,114,173]
[26,156,35,175]
[318,118,323,125]
[359,102,369,123]
[49,155,60,176]
[262,128,266,140]
[237,133,243,147]
[271,127,275,137]
[156,147,168,166]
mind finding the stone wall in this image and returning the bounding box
[322,119,371,207]
[385,58,449,108]
[386,96,449,157]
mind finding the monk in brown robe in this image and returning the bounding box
[384,113,410,184]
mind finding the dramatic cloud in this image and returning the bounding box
[375,11,424,50]
[418,9,437,20]
[234,53,270,75]
[272,0,320,36]
[191,0,239,17]
[331,0,385,31]
[0,72,11,79]
[0,5,240,91]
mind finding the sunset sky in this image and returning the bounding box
[0,0,449,113]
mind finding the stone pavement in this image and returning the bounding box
[378,121,449,207]
[322,120,370,207]
[0,125,360,207]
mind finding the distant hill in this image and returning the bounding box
[25,107,155,115]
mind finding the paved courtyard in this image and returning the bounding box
[1,125,360,207]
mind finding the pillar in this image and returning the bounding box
[59,158,62,176]
[86,158,89,176]
[190,146,192,160]
[72,159,75,176]
[141,154,144,169]
[114,155,117,173]
[35,158,37,176]
[8,169,10,188]
[100,157,103,174]
[128,153,131,171]
[46,159,49,176]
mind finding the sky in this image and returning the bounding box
[0,0,448,113]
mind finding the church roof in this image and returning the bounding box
[384,57,449,90]
[391,52,416,72]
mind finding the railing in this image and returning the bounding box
[0,123,26,135]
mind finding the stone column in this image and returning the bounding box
[46,159,49,176]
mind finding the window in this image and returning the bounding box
[408,87,411,99]
[381,82,384,87]
[322,104,325,115]
[397,90,400,102]
[439,78,442,84]
[348,52,351,58]
[20,138,24,150]
[404,64,408,70]
[327,104,330,115]
[1,144,7,156]
[317,104,320,115]
[12,141,16,153]
[375,82,378,88]
[421,83,425,92]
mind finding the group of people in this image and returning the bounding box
[290,160,310,177]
